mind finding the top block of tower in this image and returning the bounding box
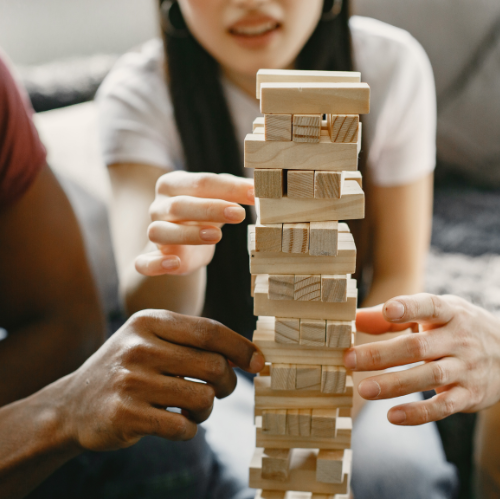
[256,69,361,99]
[260,83,370,115]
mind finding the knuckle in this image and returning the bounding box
[209,356,227,379]
[392,374,408,397]
[362,346,382,368]
[198,385,215,411]
[147,222,163,243]
[407,335,429,359]
[429,294,443,319]
[191,173,216,194]
[168,415,189,440]
[193,318,220,349]
[442,396,456,417]
[167,197,183,218]
[430,363,447,386]
[420,403,432,424]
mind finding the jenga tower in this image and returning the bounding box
[245,69,370,499]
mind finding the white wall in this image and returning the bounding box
[0,0,158,65]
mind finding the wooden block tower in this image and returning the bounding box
[246,69,370,499]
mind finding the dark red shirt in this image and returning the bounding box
[0,52,46,208]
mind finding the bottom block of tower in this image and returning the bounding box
[250,448,350,494]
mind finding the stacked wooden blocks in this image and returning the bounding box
[246,69,370,499]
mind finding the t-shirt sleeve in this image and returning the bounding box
[353,17,437,186]
[0,54,46,208]
[96,46,182,171]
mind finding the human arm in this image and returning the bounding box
[0,164,105,405]
[345,293,500,425]
[0,309,265,497]
[107,163,254,315]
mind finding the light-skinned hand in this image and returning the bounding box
[345,293,500,425]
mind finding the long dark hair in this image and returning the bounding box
[161,0,367,338]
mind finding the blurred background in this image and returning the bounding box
[1,1,499,496]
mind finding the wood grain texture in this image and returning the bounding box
[328,115,359,143]
[260,82,370,114]
[316,450,349,484]
[293,114,321,143]
[314,171,343,199]
[282,223,310,253]
[244,133,360,171]
[287,409,300,436]
[294,275,321,301]
[270,363,296,391]
[326,321,353,348]
[262,448,292,481]
[275,317,300,344]
[265,114,292,142]
[296,364,322,390]
[268,275,295,301]
[299,319,326,346]
[287,171,314,199]
[311,409,338,438]
[257,181,364,224]
[253,116,265,131]
[256,68,361,98]
[255,169,284,198]
[262,410,287,435]
[254,223,283,253]
[344,170,362,188]
[321,366,347,394]
[321,275,348,303]
[249,232,356,275]
[299,409,312,437]
[309,221,339,257]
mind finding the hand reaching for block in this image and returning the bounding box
[135,171,254,275]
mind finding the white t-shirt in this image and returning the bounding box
[97,16,436,187]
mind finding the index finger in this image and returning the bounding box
[383,294,455,326]
[157,171,255,206]
[356,304,416,334]
[136,309,265,373]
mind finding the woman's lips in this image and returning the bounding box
[228,17,281,49]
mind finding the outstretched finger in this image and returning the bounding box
[148,221,222,246]
[383,293,455,326]
[386,386,469,425]
[356,304,416,334]
[157,171,255,205]
[135,252,181,276]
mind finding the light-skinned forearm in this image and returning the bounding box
[0,375,80,498]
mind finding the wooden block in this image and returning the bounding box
[260,82,370,115]
[309,222,338,257]
[244,134,360,171]
[336,418,352,439]
[249,232,356,275]
[316,450,348,484]
[253,328,345,365]
[296,365,321,390]
[255,490,286,499]
[250,447,351,494]
[262,448,292,481]
[254,376,353,412]
[260,363,272,377]
[256,69,361,98]
[299,409,312,437]
[287,171,314,199]
[293,114,321,143]
[254,223,283,253]
[254,280,357,321]
[255,126,265,135]
[287,409,300,436]
[344,171,362,188]
[314,172,343,199]
[325,321,353,348]
[255,169,284,198]
[263,410,287,435]
[321,366,347,394]
[271,364,296,391]
[253,116,265,131]
[311,409,338,438]
[299,319,326,346]
[265,114,292,142]
[282,223,310,253]
[321,275,348,303]
[257,181,364,224]
[327,115,359,143]
[275,317,300,344]
[255,424,351,452]
[269,275,295,301]
[294,275,321,301]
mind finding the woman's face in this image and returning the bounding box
[178,0,324,77]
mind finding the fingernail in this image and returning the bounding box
[389,409,406,424]
[200,228,220,242]
[161,258,180,270]
[224,206,245,222]
[249,351,265,373]
[385,300,405,320]
[358,380,381,399]
[344,350,357,369]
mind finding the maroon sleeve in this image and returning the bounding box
[0,54,47,208]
